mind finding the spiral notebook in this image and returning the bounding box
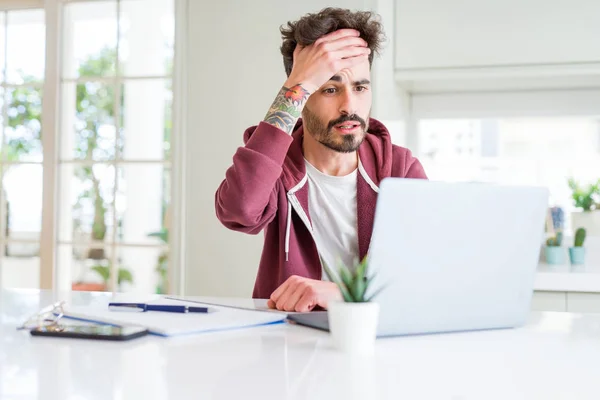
[61,298,286,337]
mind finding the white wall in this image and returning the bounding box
[371,0,410,146]
[184,0,409,296]
[394,0,600,70]
[412,89,600,119]
[393,0,600,96]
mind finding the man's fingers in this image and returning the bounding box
[270,277,293,304]
[295,290,317,313]
[282,283,306,312]
[337,53,370,70]
[319,36,367,52]
[267,299,276,309]
[275,286,293,311]
[332,46,371,61]
[315,28,360,45]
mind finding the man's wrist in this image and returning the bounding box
[283,78,315,95]
[263,84,311,135]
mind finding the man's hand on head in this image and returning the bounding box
[263,28,370,134]
[284,28,371,94]
[267,275,342,312]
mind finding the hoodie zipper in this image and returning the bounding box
[286,163,379,276]
[286,189,326,276]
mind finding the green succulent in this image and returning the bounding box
[546,231,563,247]
[322,256,386,303]
[574,228,587,247]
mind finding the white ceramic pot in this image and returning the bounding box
[327,301,380,355]
[571,211,600,236]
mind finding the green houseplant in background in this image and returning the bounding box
[568,177,600,236]
[148,228,169,294]
[545,231,566,265]
[322,256,386,355]
[568,178,600,212]
[569,228,587,266]
[73,47,118,261]
[2,74,43,255]
[90,264,134,292]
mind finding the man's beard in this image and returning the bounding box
[303,106,369,153]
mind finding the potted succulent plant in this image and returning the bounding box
[545,232,566,265]
[569,228,587,265]
[323,256,386,355]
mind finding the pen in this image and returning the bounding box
[108,303,213,313]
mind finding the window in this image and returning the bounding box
[58,0,174,294]
[418,117,600,232]
[0,0,178,294]
[0,9,45,289]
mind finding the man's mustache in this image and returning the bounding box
[327,114,367,131]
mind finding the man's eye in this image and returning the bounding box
[323,88,336,94]
[355,86,368,92]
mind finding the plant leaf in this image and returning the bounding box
[90,265,109,283]
[365,283,389,302]
[357,256,368,283]
[340,263,353,289]
[352,274,366,302]
[118,268,134,285]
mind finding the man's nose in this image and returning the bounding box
[338,90,358,116]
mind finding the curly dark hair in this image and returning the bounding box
[280,7,385,77]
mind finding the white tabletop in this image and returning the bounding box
[2,289,600,399]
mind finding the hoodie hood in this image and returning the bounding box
[242,117,393,263]
[242,117,394,192]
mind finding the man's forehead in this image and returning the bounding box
[329,72,371,84]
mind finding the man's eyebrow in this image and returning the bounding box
[328,76,371,86]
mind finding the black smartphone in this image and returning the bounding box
[30,325,149,341]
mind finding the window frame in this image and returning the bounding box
[0,0,186,295]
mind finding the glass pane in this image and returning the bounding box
[62,1,117,79]
[58,164,116,246]
[60,244,112,292]
[6,10,45,84]
[1,249,40,289]
[5,87,43,162]
[119,0,174,77]
[116,164,169,245]
[0,88,5,157]
[418,117,600,233]
[120,79,171,160]
[0,13,6,82]
[117,246,165,293]
[61,82,117,161]
[3,165,43,241]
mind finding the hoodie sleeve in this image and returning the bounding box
[215,122,294,234]
[392,145,428,179]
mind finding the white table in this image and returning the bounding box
[2,289,600,399]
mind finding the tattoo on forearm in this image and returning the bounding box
[263,84,310,134]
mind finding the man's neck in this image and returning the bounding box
[303,133,358,177]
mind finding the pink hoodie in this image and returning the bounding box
[215,118,428,299]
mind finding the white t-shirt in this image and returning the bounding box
[305,159,359,280]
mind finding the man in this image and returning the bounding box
[215,7,427,312]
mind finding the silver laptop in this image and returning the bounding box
[288,178,549,337]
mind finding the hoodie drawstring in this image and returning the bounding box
[285,198,291,261]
